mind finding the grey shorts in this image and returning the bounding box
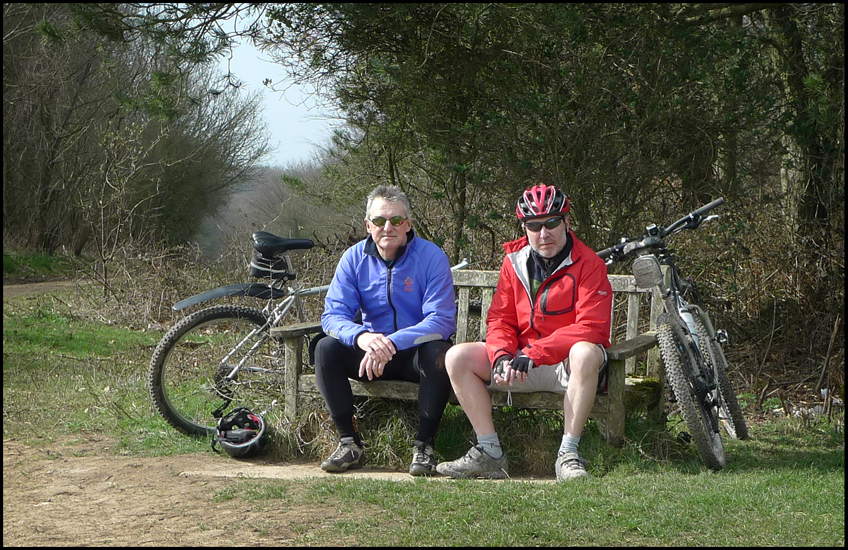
[488,344,608,394]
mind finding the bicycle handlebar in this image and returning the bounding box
[660,196,724,238]
[597,197,725,263]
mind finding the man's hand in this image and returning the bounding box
[356,332,397,380]
[492,354,512,385]
[511,353,536,373]
[494,351,536,386]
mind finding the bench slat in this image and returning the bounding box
[607,331,658,361]
[452,270,499,287]
[270,321,323,339]
[297,374,616,412]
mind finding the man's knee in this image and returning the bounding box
[314,336,347,372]
[445,343,473,374]
[568,341,604,376]
[445,342,489,380]
[418,340,451,374]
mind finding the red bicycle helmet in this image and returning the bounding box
[516,184,570,220]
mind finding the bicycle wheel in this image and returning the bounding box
[691,315,750,440]
[149,305,283,436]
[657,314,727,470]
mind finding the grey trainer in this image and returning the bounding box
[409,440,437,477]
[436,445,508,479]
[555,452,589,481]
[321,437,365,473]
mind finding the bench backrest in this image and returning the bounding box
[451,269,663,375]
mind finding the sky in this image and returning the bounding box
[218,40,340,167]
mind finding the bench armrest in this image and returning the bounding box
[606,331,657,362]
[270,321,323,339]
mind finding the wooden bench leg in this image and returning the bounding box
[284,335,303,422]
[646,350,667,426]
[595,358,625,447]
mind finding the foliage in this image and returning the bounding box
[2,3,271,256]
[2,250,77,282]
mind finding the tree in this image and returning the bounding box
[3,3,272,257]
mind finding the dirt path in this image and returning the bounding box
[2,436,449,547]
[3,436,556,546]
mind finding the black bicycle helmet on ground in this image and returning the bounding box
[212,407,268,458]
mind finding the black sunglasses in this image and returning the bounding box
[523,217,564,232]
[370,216,408,227]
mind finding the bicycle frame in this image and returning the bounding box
[665,264,722,428]
[632,249,719,408]
[215,253,330,381]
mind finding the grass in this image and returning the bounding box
[2,254,844,546]
[3,291,211,456]
[3,249,78,280]
[203,413,844,545]
[222,455,841,546]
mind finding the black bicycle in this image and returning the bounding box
[598,198,749,470]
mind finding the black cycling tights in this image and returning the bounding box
[314,336,452,446]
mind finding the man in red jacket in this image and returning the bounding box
[437,183,612,481]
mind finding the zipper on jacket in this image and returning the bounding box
[386,266,398,332]
[529,271,567,339]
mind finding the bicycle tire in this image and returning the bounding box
[148,305,282,436]
[657,315,727,470]
[691,316,750,440]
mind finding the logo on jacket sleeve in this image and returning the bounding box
[404,277,414,292]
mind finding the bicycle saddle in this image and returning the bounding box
[252,231,314,256]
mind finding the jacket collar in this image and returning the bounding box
[364,228,416,263]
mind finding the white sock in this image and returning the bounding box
[476,432,503,459]
[559,434,580,455]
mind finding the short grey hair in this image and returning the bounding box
[366,185,411,219]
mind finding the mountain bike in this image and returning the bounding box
[598,198,749,470]
[148,231,330,437]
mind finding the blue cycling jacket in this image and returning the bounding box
[321,230,456,351]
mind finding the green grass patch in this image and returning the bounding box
[211,424,844,546]
[2,293,205,453]
[4,301,154,358]
[3,249,78,280]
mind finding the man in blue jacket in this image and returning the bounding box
[315,185,456,476]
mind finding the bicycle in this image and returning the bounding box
[148,231,330,437]
[597,197,749,470]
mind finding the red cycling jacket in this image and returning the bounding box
[485,231,613,368]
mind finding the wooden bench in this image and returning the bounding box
[271,270,665,448]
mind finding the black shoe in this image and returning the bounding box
[409,440,437,476]
[321,437,365,473]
